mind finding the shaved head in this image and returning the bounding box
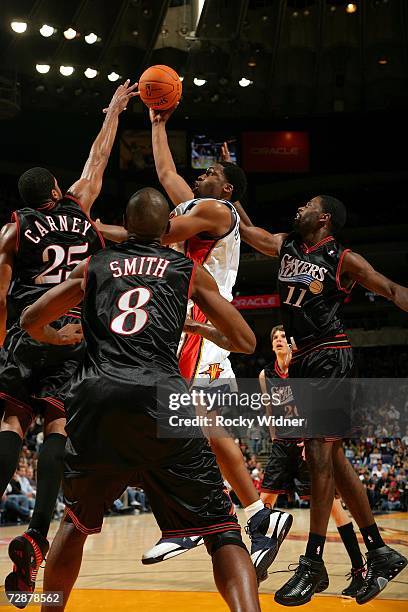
[125,188,169,241]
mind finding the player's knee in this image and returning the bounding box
[204,530,247,557]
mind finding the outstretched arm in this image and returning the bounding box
[68,80,139,215]
[190,265,256,354]
[341,251,408,311]
[150,107,194,206]
[20,260,87,344]
[0,223,16,346]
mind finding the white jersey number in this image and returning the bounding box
[35,244,88,285]
[110,288,151,336]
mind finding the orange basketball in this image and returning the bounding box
[139,65,182,110]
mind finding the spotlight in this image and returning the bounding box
[36,64,50,74]
[11,21,27,34]
[239,77,252,87]
[85,68,98,79]
[346,3,357,14]
[64,27,77,40]
[40,24,55,37]
[378,58,388,65]
[330,5,336,12]
[248,59,257,67]
[60,65,74,76]
[179,76,184,82]
[132,30,139,37]
[193,77,206,86]
[85,32,98,44]
[304,9,310,16]
[261,15,269,22]
[293,11,299,18]
[108,71,120,82]
[161,28,169,37]
[35,84,46,93]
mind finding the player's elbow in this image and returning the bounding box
[233,329,256,355]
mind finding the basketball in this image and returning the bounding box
[138,65,182,111]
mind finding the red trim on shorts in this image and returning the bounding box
[64,193,106,249]
[162,521,240,538]
[40,397,65,412]
[65,507,102,535]
[0,392,32,413]
[178,303,207,383]
[301,236,334,254]
[188,262,197,299]
[260,488,288,494]
[11,211,20,252]
[336,248,356,294]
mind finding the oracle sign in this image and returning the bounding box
[232,294,280,310]
[242,131,310,173]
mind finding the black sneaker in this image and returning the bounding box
[247,507,293,584]
[356,545,407,605]
[274,555,329,606]
[341,566,366,598]
[5,529,49,609]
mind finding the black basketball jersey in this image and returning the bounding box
[9,194,105,321]
[81,239,195,383]
[278,233,354,346]
[264,360,300,439]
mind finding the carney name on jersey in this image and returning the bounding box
[278,233,355,352]
[170,198,240,385]
[9,194,105,322]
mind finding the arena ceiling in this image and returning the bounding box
[0,0,407,117]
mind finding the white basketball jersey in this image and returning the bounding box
[170,198,240,301]
[173,198,241,387]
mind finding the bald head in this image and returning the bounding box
[125,188,169,241]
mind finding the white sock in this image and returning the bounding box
[244,499,264,521]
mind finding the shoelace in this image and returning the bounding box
[345,564,367,581]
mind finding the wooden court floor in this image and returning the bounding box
[0,509,407,611]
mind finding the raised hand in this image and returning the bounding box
[220,141,232,162]
[103,79,139,114]
[149,103,179,125]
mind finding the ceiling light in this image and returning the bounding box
[40,24,55,37]
[36,64,50,74]
[239,77,252,87]
[59,65,74,76]
[85,67,98,79]
[378,58,388,65]
[108,71,120,82]
[11,21,27,34]
[346,3,357,14]
[193,77,206,86]
[85,32,98,44]
[35,84,46,93]
[64,28,77,40]
[330,5,336,12]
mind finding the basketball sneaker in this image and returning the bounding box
[274,555,329,606]
[142,535,204,564]
[5,529,49,608]
[341,566,365,598]
[355,545,407,605]
[247,507,293,584]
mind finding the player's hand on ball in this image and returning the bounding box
[57,323,84,345]
[149,103,179,125]
[103,79,140,114]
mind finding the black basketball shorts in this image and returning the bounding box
[288,347,355,439]
[261,439,311,497]
[0,317,84,424]
[62,436,240,538]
